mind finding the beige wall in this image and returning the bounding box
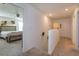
[51,17,72,38]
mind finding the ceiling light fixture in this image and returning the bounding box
[49,13,52,17]
[65,8,69,11]
[16,13,20,17]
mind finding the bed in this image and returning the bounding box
[1,31,22,42]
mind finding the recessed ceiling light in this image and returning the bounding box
[65,8,68,11]
[49,13,52,16]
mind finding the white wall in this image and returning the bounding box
[48,29,59,55]
[23,4,51,52]
[16,17,23,31]
[51,17,72,38]
[0,4,23,19]
[72,8,79,49]
[77,11,79,48]
[0,4,16,18]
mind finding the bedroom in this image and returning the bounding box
[0,3,23,56]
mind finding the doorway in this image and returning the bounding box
[0,3,23,56]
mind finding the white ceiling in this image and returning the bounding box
[14,3,79,19]
[0,3,23,19]
[30,3,79,19]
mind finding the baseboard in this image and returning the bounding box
[60,36,71,40]
[22,47,34,53]
[71,48,79,52]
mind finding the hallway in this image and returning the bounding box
[15,3,79,56]
[52,38,79,56]
[21,38,79,56]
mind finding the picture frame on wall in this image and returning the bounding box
[11,21,15,24]
[4,21,7,24]
[60,24,62,29]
